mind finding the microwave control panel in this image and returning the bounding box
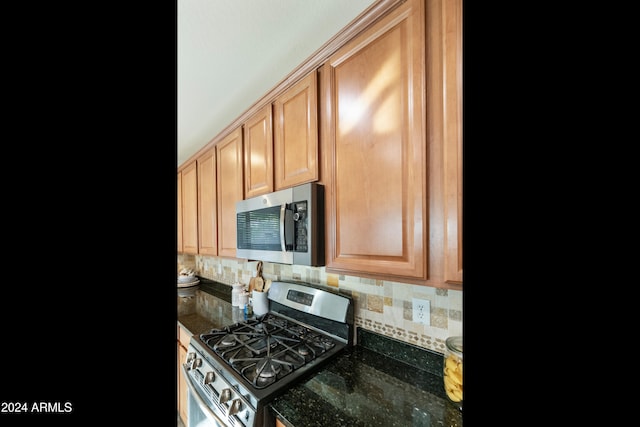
[292,201,308,252]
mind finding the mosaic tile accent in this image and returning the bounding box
[179,254,463,355]
[402,300,413,320]
[367,295,384,313]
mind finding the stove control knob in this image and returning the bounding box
[228,398,243,415]
[204,371,215,384]
[193,358,202,369]
[185,352,196,368]
[220,388,232,404]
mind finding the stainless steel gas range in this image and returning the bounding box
[182,281,354,427]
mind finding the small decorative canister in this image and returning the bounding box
[443,336,463,410]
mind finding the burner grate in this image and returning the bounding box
[199,312,343,390]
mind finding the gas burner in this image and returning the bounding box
[256,357,283,378]
[219,334,236,346]
[304,335,336,351]
[237,354,295,389]
[200,330,228,347]
[297,345,311,357]
[213,339,234,352]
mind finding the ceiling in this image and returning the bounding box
[177,0,378,166]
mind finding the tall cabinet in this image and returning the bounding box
[181,161,198,255]
[197,147,217,256]
[216,127,244,258]
[322,0,427,281]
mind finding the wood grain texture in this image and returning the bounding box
[197,148,218,256]
[216,127,244,257]
[323,0,427,280]
[274,70,319,189]
[182,161,199,254]
[243,104,274,198]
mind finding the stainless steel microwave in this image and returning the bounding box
[236,182,325,266]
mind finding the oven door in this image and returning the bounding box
[182,364,230,427]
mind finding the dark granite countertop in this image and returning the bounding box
[178,312,217,336]
[269,329,463,427]
[178,278,463,427]
[178,277,235,336]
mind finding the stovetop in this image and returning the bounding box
[184,281,353,427]
[199,313,341,390]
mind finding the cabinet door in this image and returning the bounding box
[442,0,463,284]
[197,148,218,256]
[274,70,318,190]
[244,104,273,198]
[178,342,187,425]
[322,0,426,280]
[181,161,198,254]
[177,324,191,425]
[217,127,244,258]
[177,171,183,253]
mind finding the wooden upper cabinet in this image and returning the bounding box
[442,0,462,284]
[243,104,274,198]
[274,70,319,190]
[216,127,244,258]
[197,148,217,256]
[322,0,426,280]
[181,161,198,254]
[177,171,183,253]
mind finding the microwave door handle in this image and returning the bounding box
[280,204,286,252]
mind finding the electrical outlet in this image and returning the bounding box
[412,298,430,325]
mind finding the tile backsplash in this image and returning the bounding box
[178,254,462,355]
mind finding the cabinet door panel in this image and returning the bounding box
[274,70,318,189]
[177,172,183,252]
[198,148,217,256]
[443,0,463,284]
[217,127,243,258]
[244,104,273,198]
[324,0,426,279]
[182,161,198,254]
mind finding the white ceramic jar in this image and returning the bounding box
[251,290,269,316]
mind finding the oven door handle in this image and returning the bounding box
[182,364,229,427]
